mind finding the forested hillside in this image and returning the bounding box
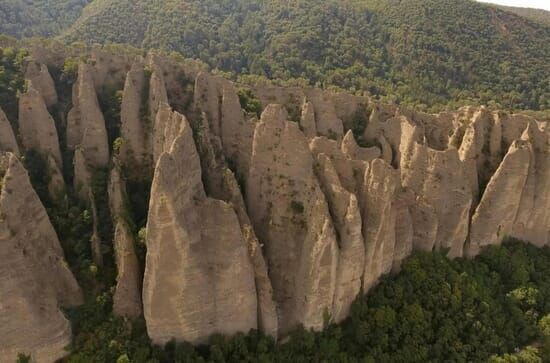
[494,4,550,26]
[0,0,90,37]
[59,0,550,112]
[0,0,549,112]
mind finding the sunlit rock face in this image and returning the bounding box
[0,153,82,363]
[2,46,548,349]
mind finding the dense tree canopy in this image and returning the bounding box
[1,0,549,112]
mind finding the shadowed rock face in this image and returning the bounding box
[143,113,257,345]
[0,153,81,362]
[2,46,549,349]
[0,107,19,155]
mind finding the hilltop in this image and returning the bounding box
[1,0,549,111]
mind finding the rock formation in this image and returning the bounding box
[24,60,58,107]
[18,84,62,167]
[67,62,109,168]
[246,105,339,334]
[0,107,19,155]
[108,162,142,319]
[143,113,257,345]
[1,45,549,351]
[0,153,81,362]
[120,61,148,167]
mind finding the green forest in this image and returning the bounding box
[1,0,549,112]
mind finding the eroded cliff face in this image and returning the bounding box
[0,153,81,362]
[143,112,258,345]
[1,45,548,357]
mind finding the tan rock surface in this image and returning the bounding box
[67,63,109,167]
[360,159,398,291]
[108,162,143,319]
[120,61,148,167]
[0,107,19,155]
[18,84,62,167]
[468,140,531,256]
[0,153,81,362]
[143,115,257,345]
[314,153,364,323]
[402,144,472,258]
[24,61,58,107]
[246,104,338,335]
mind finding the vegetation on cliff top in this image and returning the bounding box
[1,0,550,112]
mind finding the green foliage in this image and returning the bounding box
[0,0,90,38]
[350,103,370,141]
[97,82,123,149]
[50,0,550,112]
[290,200,304,214]
[237,88,262,118]
[0,46,27,129]
[16,353,31,363]
[58,240,550,361]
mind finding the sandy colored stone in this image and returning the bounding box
[300,98,317,138]
[67,63,109,167]
[511,122,550,247]
[143,116,257,345]
[108,161,142,319]
[402,144,472,258]
[468,140,531,256]
[18,84,62,167]
[0,153,81,362]
[246,104,338,335]
[113,220,142,319]
[304,89,344,139]
[0,107,19,155]
[314,153,364,323]
[25,61,58,107]
[359,159,398,292]
[220,83,255,178]
[409,196,438,252]
[341,130,381,162]
[120,61,149,167]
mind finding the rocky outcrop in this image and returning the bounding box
[360,159,399,291]
[510,122,550,247]
[220,83,255,178]
[24,61,58,107]
[143,114,257,345]
[300,98,317,138]
[0,107,19,155]
[402,144,472,258]
[314,153,364,323]
[18,84,62,167]
[120,61,148,167]
[108,162,142,319]
[246,105,339,335]
[467,140,531,256]
[0,153,81,362]
[67,63,109,167]
[112,220,142,319]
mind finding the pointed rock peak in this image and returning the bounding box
[24,60,58,107]
[259,104,288,127]
[520,119,545,149]
[342,130,381,162]
[0,107,19,155]
[18,82,63,168]
[300,97,317,138]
